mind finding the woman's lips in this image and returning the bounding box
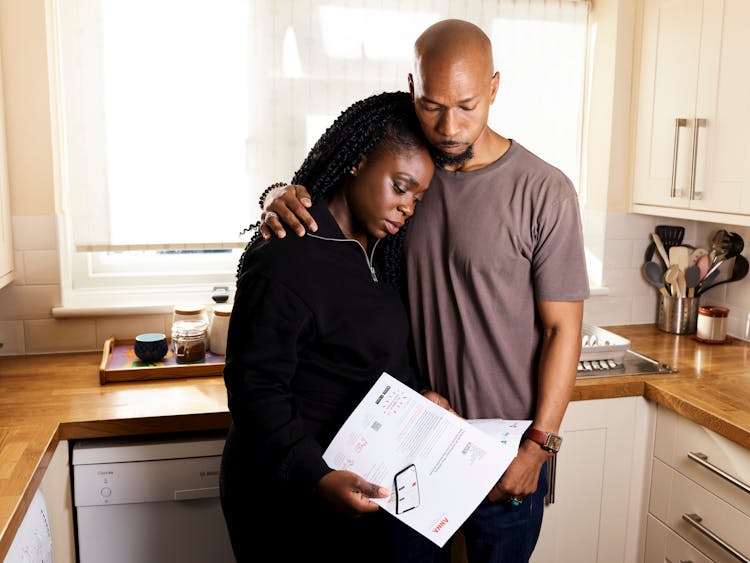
[385,220,403,235]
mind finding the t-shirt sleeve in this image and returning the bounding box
[532,183,590,302]
[223,268,331,495]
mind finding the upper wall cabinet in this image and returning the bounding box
[0,54,14,290]
[631,0,750,226]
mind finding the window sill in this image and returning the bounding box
[52,286,235,318]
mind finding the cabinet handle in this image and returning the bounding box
[688,118,706,200]
[688,451,750,495]
[671,118,688,198]
[682,513,750,562]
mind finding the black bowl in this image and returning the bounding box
[134,333,168,362]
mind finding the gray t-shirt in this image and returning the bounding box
[405,140,589,420]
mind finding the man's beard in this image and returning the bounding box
[430,144,474,167]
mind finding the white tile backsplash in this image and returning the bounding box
[587,212,750,337]
[24,318,97,354]
[0,321,26,356]
[22,250,61,285]
[95,315,169,345]
[0,284,61,320]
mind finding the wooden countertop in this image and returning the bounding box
[0,323,749,557]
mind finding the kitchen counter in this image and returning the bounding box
[0,323,748,558]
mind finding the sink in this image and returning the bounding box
[577,348,676,378]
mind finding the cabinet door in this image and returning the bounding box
[691,0,750,215]
[650,458,750,563]
[644,514,712,563]
[0,52,14,290]
[531,397,655,563]
[632,0,703,208]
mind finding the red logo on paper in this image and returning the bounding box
[432,516,449,534]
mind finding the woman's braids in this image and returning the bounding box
[238,91,428,290]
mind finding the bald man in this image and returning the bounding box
[262,19,589,562]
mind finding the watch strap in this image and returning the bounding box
[523,427,562,453]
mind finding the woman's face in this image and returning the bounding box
[345,144,434,240]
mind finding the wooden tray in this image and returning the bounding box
[99,337,225,384]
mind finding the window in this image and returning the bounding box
[49,0,590,310]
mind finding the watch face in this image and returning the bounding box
[547,435,562,452]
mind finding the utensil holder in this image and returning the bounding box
[657,294,699,334]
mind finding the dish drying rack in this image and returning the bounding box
[577,324,631,372]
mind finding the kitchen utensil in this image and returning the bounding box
[651,232,670,267]
[695,268,720,295]
[655,225,685,250]
[663,264,681,296]
[684,265,701,297]
[668,245,690,272]
[696,253,710,280]
[675,269,686,298]
[697,255,749,294]
[642,261,669,297]
[724,231,745,258]
[688,247,707,265]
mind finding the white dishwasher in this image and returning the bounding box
[72,433,234,563]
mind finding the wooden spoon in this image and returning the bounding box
[669,245,690,272]
[652,233,670,267]
[663,264,681,297]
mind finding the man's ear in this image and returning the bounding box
[408,73,415,99]
[489,71,500,104]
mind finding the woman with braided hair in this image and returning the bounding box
[220,91,434,562]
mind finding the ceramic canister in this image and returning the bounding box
[208,304,232,355]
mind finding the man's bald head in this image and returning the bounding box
[408,20,500,169]
[414,19,494,79]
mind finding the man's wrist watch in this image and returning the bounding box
[523,428,562,454]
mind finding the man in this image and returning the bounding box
[261,19,589,562]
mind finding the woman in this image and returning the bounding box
[220,92,435,562]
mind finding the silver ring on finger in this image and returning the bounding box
[508,495,523,507]
[264,211,279,223]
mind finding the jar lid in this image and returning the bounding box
[213,304,233,316]
[698,305,729,318]
[174,304,206,315]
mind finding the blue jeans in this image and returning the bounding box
[391,463,548,563]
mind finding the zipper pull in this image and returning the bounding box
[370,266,378,283]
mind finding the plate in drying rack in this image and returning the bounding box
[579,324,631,365]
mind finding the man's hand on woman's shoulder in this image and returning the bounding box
[260,184,317,239]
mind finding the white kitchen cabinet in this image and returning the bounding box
[645,406,750,562]
[0,52,14,290]
[644,514,712,563]
[631,0,750,226]
[530,397,656,563]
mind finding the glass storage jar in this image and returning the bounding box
[171,304,209,363]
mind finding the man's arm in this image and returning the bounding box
[260,184,317,239]
[487,299,582,502]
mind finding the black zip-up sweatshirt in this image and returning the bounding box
[223,201,417,496]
